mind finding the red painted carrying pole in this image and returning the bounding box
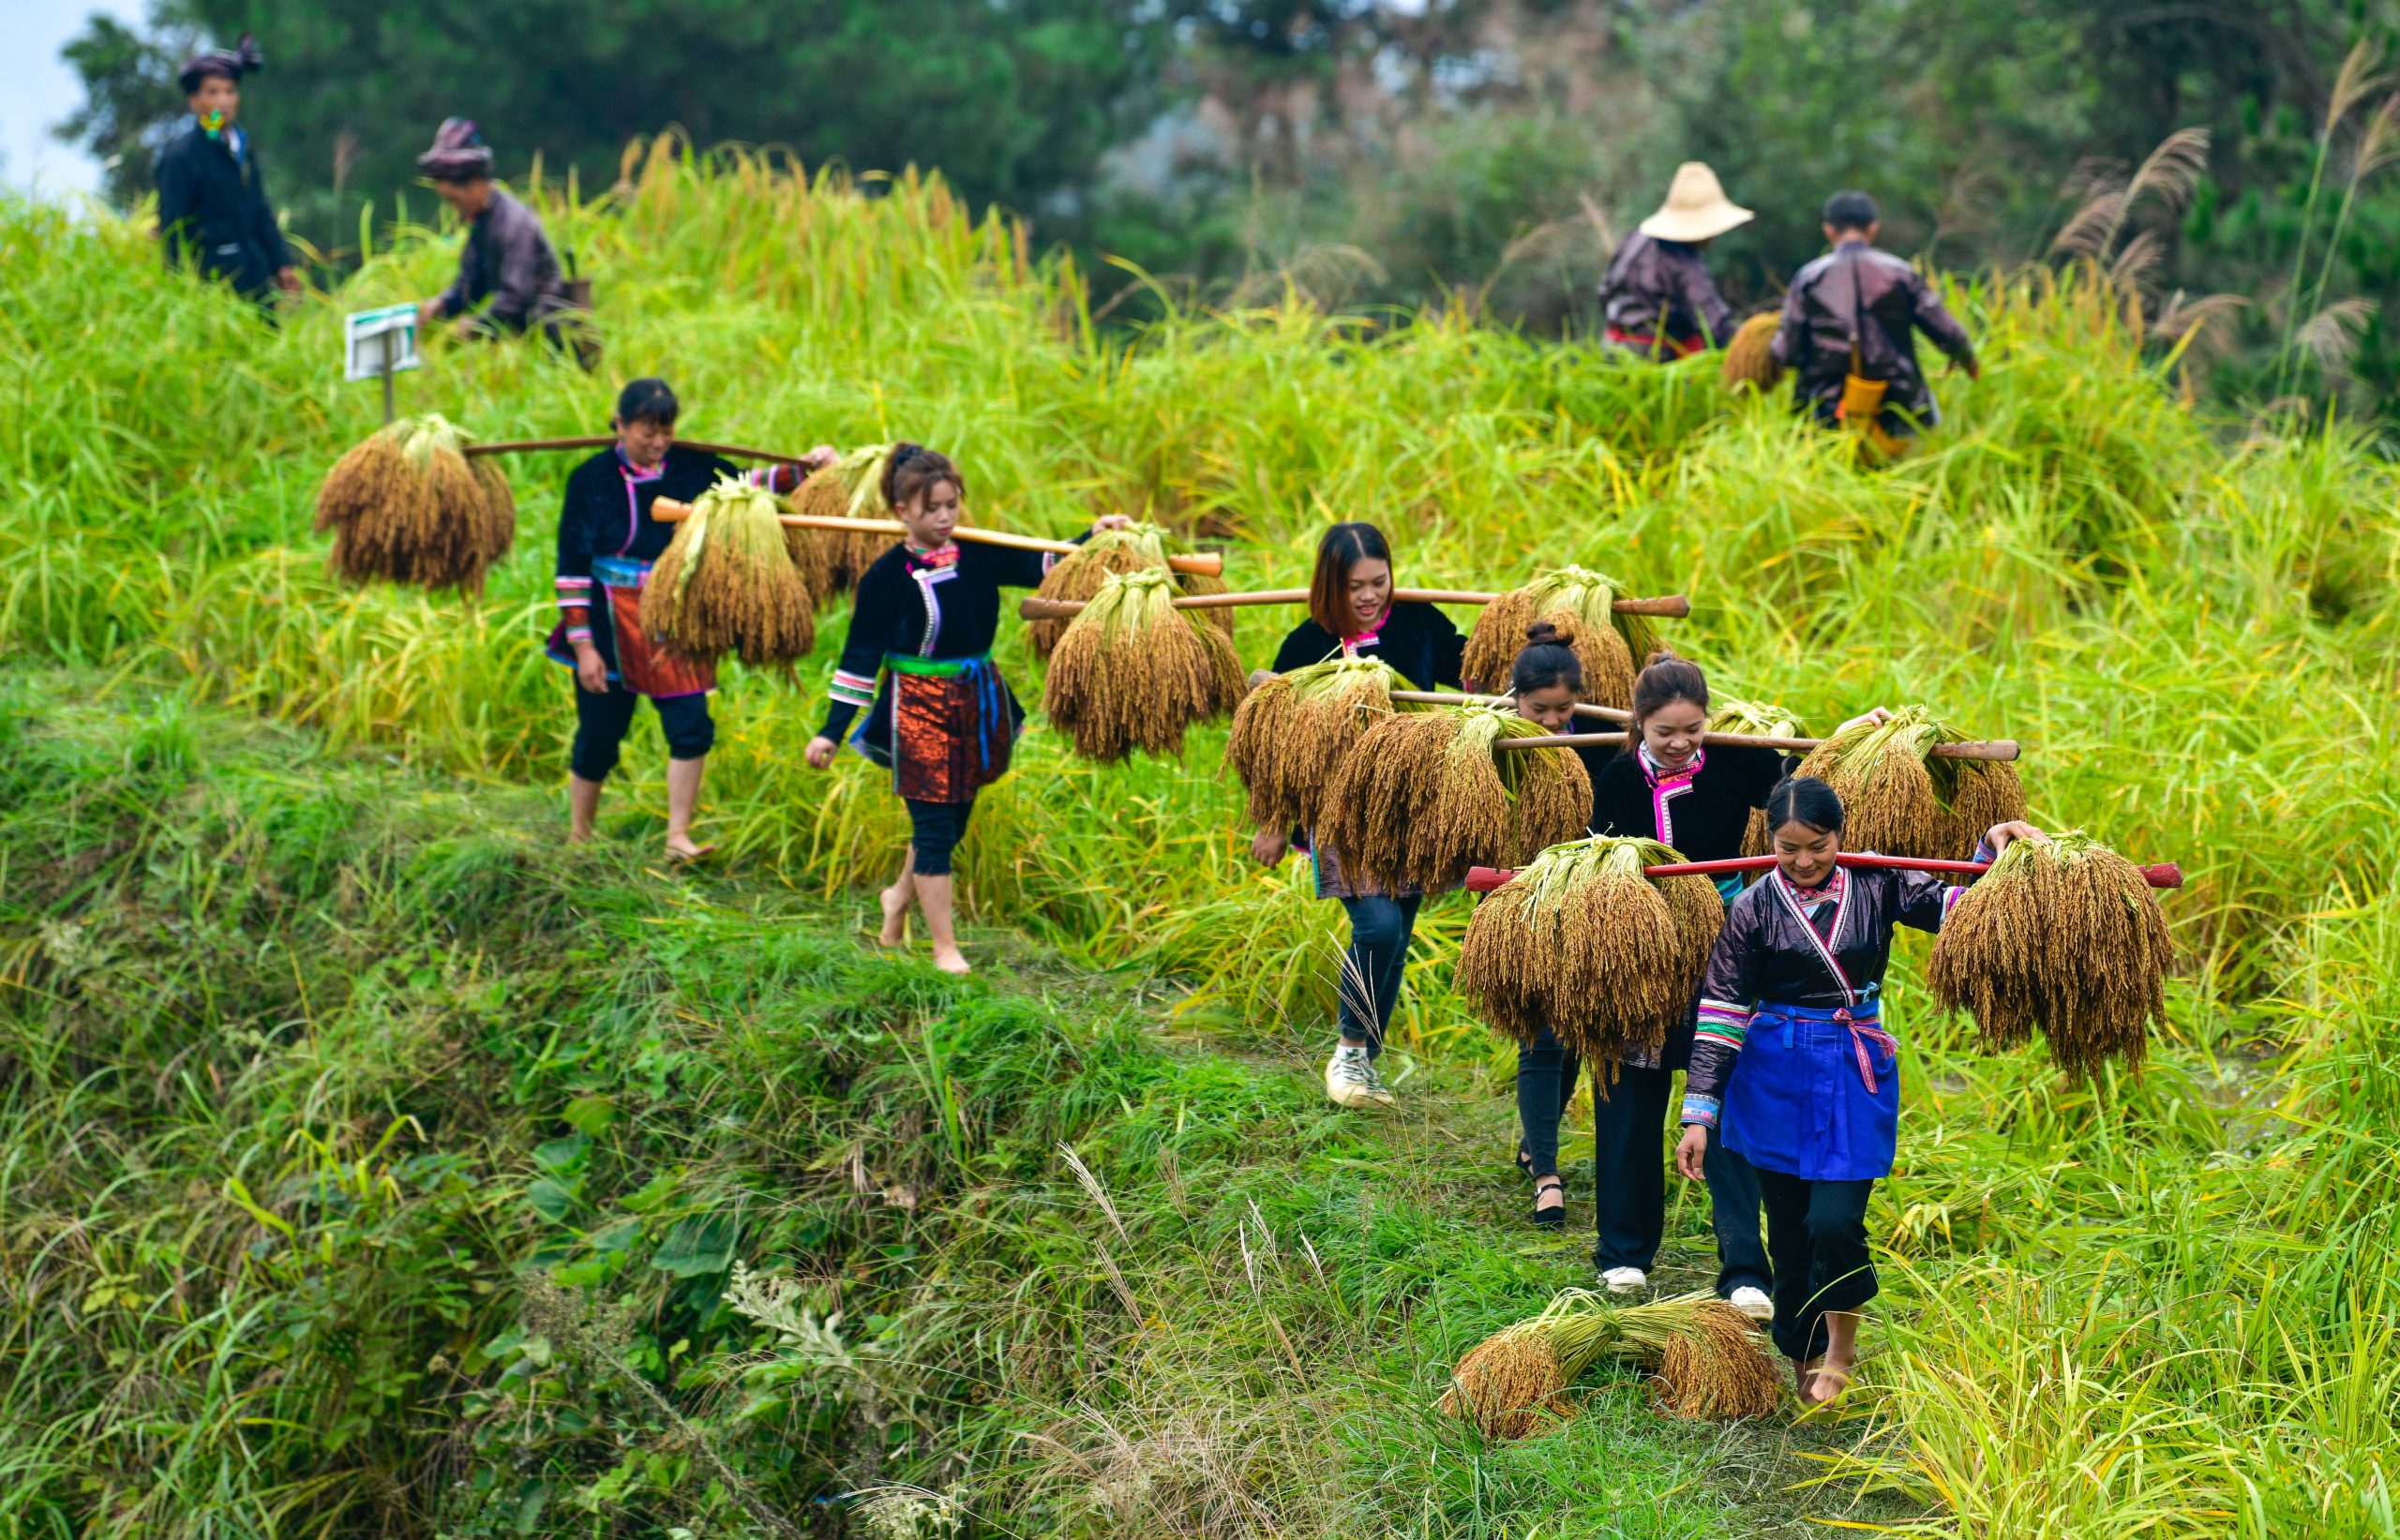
[1463,852,2185,893]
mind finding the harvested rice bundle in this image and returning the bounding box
[1651,1303,1784,1421]
[795,442,899,589]
[314,413,516,592]
[1720,313,1782,394]
[1462,570,1660,709]
[1456,835,1720,1064]
[1028,521,1224,658]
[1928,831,2170,1079]
[1042,568,1245,762]
[1318,705,1591,894]
[1708,698,1809,859]
[638,474,816,667]
[1793,705,2027,861]
[1440,1290,1776,1439]
[1174,568,1238,643]
[1223,656,1409,831]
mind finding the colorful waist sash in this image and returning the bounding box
[857,653,1019,804]
[547,556,715,699]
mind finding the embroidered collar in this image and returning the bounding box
[1784,867,1846,907]
[615,445,666,483]
[1771,866,1857,1005]
[1638,744,1705,785]
[1340,605,1391,652]
[906,542,961,569]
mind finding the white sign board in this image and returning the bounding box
[344,304,422,381]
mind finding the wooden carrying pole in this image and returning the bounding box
[1388,688,1631,723]
[1492,729,2021,761]
[1465,852,2182,891]
[650,497,1225,578]
[1022,588,1690,620]
[462,436,813,464]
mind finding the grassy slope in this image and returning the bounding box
[3,150,2399,1535]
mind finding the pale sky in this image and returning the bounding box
[1,0,149,197]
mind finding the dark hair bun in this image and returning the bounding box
[1642,647,1680,670]
[1525,620,1570,646]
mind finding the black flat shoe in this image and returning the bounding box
[1531,1175,1566,1230]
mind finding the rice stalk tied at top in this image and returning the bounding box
[1650,1303,1783,1421]
[313,413,517,593]
[1027,520,1230,659]
[794,442,898,591]
[1707,697,1808,858]
[1793,703,2026,860]
[1455,835,1721,1065]
[1720,312,1782,394]
[638,473,817,667]
[1223,656,1410,832]
[1927,830,2171,1081]
[1316,704,1591,894]
[1462,568,1662,710]
[1041,568,1245,762]
[1439,1290,1777,1439]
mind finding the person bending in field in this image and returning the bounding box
[413,119,587,360]
[1598,162,1750,361]
[1673,776,2044,1406]
[1251,522,1467,1109]
[1770,190,1979,449]
[156,35,301,312]
[805,447,1130,975]
[553,377,833,861]
[1507,641,1779,1323]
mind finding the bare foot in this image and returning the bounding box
[931,945,973,976]
[567,829,595,845]
[1794,1355,1825,1404]
[878,886,910,946]
[664,836,714,864]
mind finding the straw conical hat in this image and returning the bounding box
[1638,162,1754,244]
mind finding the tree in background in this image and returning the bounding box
[56,5,194,208]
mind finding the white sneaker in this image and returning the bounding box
[1728,1286,1773,1322]
[1324,1044,1395,1108]
[1599,1266,1647,1295]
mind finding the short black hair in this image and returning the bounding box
[615,378,678,428]
[1766,775,1846,838]
[1823,190,1879,232]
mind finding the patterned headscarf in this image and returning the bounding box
[416,118,496,181]
[177,33,262,94]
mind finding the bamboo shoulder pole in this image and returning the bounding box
[463,436,813,464]
[652,499,1223,578]
[1025,587,1688,620]
[1492,729,2021,761]
[1466,853,2182,891]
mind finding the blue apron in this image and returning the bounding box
[1721,993,1899,1182]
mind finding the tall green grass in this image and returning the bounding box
[3,145,2397,1535]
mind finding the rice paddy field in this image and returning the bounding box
[4,148,2398,1537]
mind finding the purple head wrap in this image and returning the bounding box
[416,117,497,181]
[178,32,262,94]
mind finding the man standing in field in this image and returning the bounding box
[155,35,301,311]
[1770,190,1979,447]
[412,119,585,359]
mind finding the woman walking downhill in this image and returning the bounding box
[1674,775,2044,1404]
[552,377,832,860]
[1508,645,1777,1322]
[1251,522,1467,1109]
[805,445,1128,974]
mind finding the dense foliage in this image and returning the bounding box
[3,156,2398,1535]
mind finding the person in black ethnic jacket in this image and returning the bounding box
[553,378,833,860]
[805,445,1130,976]
[155,36,299,308]
[1252,522,1468,1111]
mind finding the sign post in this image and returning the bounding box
[343,304,422,425]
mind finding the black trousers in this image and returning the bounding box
[1584,1063,1771,1296]
[1335,892,1421,1056]
[1753,1167,1879,1363]
[1514,1026,1581,1177]
[904,796,977,876]
[571,683,713,782]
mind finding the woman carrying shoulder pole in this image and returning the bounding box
[552,377,832,860]
[1251,522,1467,1110]
[804,444,1128,974]
[1674,775,2045,1406]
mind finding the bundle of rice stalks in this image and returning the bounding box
[1721,313,1782,394]
[1651,1303,1785,1421]
[793,442,898,589]
[1440,1290,1774,1439]
[1042,568,1245,762]
[1927,831,2171,1079]
[1223,656,1411,831]
[1455,836,1721,1064]
[314,413,516,592]
[1793,705,2027,861]
[1317,705,1591,893]
[1461,569,1660,708]
[1708,698,1808,858]
[1028,521,1227,658]
[638,474,816,667]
